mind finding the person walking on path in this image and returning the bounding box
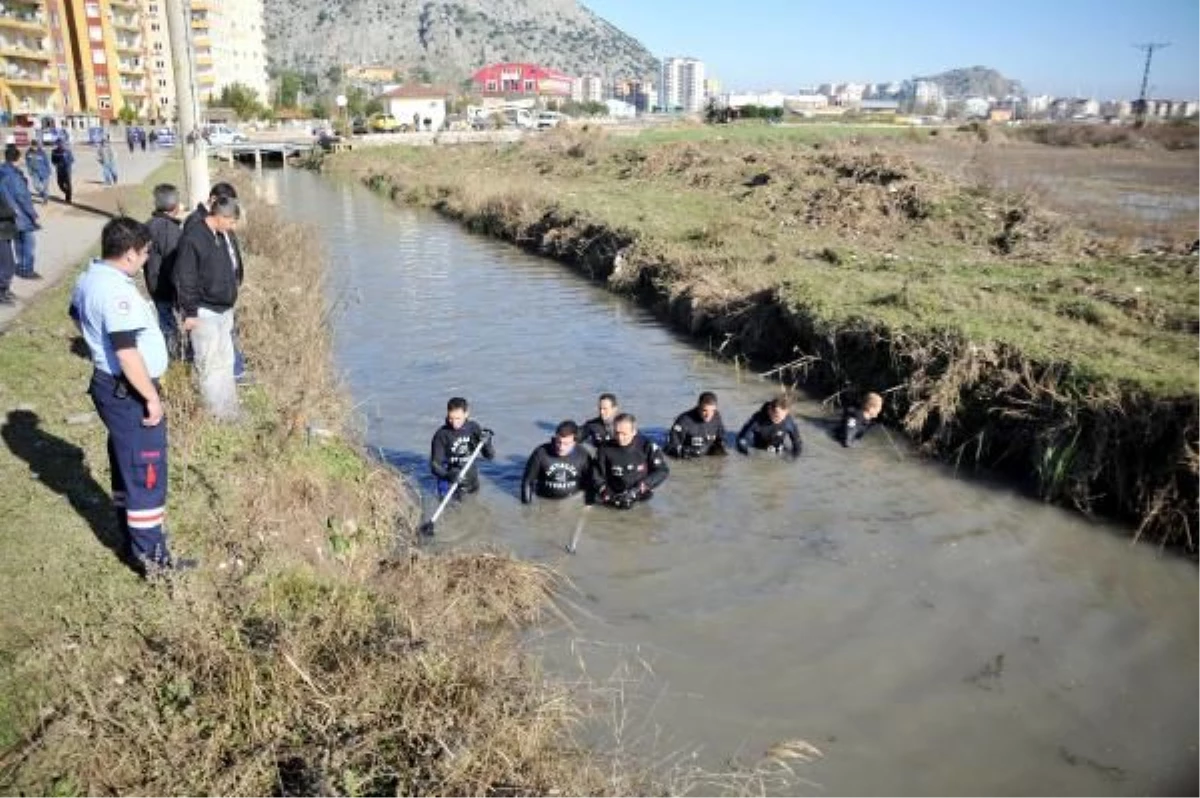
[50,139,74,203]
[0,145,40,280]
[98,137,118,186]
[0,191,18,306]
[24,142,51,204]
[174,195,243,420]
[69,216,195,576]
[144,184,183,356]
[126,127,136,154]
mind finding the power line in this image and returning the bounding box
[1132,42,1169,127]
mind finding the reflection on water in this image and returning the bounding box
[260,167,1199,796]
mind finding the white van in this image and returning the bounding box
[502,108,535,129]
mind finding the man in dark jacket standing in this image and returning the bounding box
[0,191,17,305]
[0,145,39,280]
[144,183,183,356]
[50,140,74,203]
[173,194,241,419]
[184,182,247,381]
[591,413,670,509]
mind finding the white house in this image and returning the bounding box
[604,98,636,118]
[379,84,449,130]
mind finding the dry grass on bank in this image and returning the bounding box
[327,127,1198,548]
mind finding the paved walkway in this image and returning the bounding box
[0,146,168,330]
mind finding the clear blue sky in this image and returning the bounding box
[583,0,1199,98]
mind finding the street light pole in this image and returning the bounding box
[165,0,209,206]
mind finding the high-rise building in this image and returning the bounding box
[660,56,704,113]
[0,0,62,121]
[141,0,176,122]
[207,0,267,102]
[53,0,146,121]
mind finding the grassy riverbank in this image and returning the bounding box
[326,125,1198,549]
[0,183,628,794]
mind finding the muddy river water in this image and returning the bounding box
[255,168,1197,795]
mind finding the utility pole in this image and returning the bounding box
[1133,42,1169,128]
[165,0,209,206]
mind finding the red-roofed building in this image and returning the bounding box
[472,63,574,98]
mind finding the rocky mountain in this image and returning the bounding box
[916,66,1024,98]
[264,0,660,83]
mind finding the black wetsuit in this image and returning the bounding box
[666,408,728,458]
[430,420,494,495]
[580,415,616,448]
[591,434,670,509]
[736,403,802,459]
[838,406,874,448]
[521,441,592,503]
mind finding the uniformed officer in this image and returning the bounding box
[70,217,193,575]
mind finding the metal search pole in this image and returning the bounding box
[165,0,209,206]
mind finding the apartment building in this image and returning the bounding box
[0,0,62,121]
[571,73,602,103]
[140,0,174,121]
[659,56,705,113]
[205,0,267,102]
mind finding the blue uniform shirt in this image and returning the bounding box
[71,259,168,379]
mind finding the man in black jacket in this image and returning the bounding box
[430,396,495,498]
[591,413,669,509]
[521,420,592,503]
[0,191,17,306]
[144,184,183,356]
[184,182,248,380]
[174,194,241,420]
[666,391,727,458]
[838,392,883,448]
[580,392,619,450]
[736,395,802,459]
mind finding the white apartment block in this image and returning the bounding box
[207,0,269,102]
[570,75,603,103]
[659,56,705,112]
[141,0,176,121]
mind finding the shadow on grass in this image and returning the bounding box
[1,409,141,574]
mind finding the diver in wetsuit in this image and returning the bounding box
[580,392,619,449]
[429,396,495,497]
[838,391,883,448]
[736,395,802,460]
[666,390,728,458]
[521,419,592,503]
[591,413,670,509]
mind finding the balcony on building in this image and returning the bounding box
[0,6,46,33]
[115,36,141,53]
[0,33,50,61]
[120,81,145,95]
[108,0,137,8]
[110,12,139,31]
[4,63,53,88]
[118,57,141,74]
[190,12,207,29]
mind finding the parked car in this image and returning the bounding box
[503,108,535,129]
[536,111,567,130]
[368,113,402,133]
[155,127,176,147]
[351,116,369,135]
[202,123,248,145]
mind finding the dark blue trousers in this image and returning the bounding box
[89,371,170,567]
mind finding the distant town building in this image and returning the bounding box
[722,91,788,109]
[378,84,448,130]
[571,74,603,103]
[604,98,636,118]
[1069,98,1100,118]
[859,99,900,114]
[963,97,991,118]
[787,93,829,112]
[345,65,397,85]
[472,62,573,98]
[703,76,720,99]
[988,107,1013,123]
[613,77,655,112]
[209,0,269,102]
[912,80,942,105]
[660,56,705,112]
